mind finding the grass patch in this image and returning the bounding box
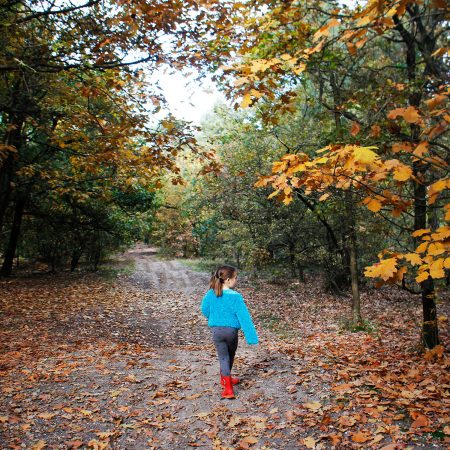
[180,258,224,274]
[341,318,379,335]
[98,259,136,281]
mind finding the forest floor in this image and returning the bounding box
[0,243,449,450]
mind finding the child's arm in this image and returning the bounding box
[200,293,211,319]
[235,295,258,345]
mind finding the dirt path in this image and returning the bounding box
[115,244,313,448]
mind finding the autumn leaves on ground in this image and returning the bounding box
[1,245,449,450]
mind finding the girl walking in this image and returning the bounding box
[200,265,258,399]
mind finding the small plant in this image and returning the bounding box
[341,318,378,335]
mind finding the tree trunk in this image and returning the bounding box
[289,241,296,277]
[71,249,83,271]
[0,118,23,233]
[414,169,439,348]
[393,13,440,349]
[330,72,362,324]
[345,191,362,325]
[1,195,26,276]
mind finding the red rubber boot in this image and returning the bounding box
[221,375,235,399]
[221,372,240,386]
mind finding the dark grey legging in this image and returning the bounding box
[211,326,239,376]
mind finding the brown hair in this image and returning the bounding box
[210,265,237,297]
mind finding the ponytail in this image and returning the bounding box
[209,265,237,297]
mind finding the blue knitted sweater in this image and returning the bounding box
[200,288,258,345]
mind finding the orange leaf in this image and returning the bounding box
[350,122,360,136]
[351,431,371,443]
[425,94,447,110]
[363,197,382,212]
[410,412,429,428]
[388,106,420,124]
[370,124,381,137]
[413,141,429,158]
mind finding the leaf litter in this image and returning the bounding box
[0,244,448,449]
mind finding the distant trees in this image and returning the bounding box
[0,0,212,274]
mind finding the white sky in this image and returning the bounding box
[157,70,225,125]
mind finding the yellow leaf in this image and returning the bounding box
[272,161,287,173]
[412,229,430,237]
[393,165,413,181]
[427,242,445,256]
[425,94,447,110]
[267,190,280,199]
[444,258,450,269]
[415,241,429,253]
[429,258,444,271]
[353,146,379,164]
[319,193,330,201]
[161,120,175,132]
[303,436,317,449]
[242,436,258,444]
[364,257,398,281]
[228,415,241,427]
[304,402,322,411]
[38,412,57,420]
[293,63,306,74]
[312,18,340,41]
[387,106,420,124]
[241,93,252,108]
[413,141,429,158]
[416,271,430,283]
[254,176,272,188]
[403,253,423,265]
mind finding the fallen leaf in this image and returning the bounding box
[351,431,371,443]
[304,402,322,411]
[31,441,46,450]
[303,436,316,449]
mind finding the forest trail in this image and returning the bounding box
[114,243,314,448]
[1,244,448,449]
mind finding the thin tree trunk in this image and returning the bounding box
[414,170,439,348]
[330,72,362,324]
[345,190,362,325]
[1,195,26,276]
[0,118,23,233]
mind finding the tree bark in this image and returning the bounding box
[0,118,23,233]
[414,168,439,348]
[1,195,26,276]
[345,190,362,325]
